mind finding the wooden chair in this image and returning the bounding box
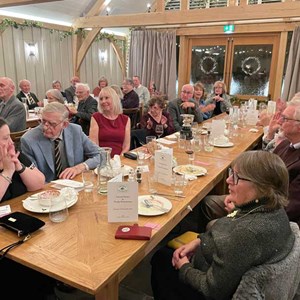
[10,128,30,150]
[123,107,140,129]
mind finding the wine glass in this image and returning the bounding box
[185,139,195,165]
[155,124,164,139]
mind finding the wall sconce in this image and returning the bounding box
[99,50,108,63]
[25,42,39,60]
[147,3,151,13]
[106,7,111,15]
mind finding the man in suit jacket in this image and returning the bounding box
[0,77,26,132]
[68,83,98,135]
[16,79,41,109]
[168,84,203,132]
[64,76,80,104]
[21,102,105,183]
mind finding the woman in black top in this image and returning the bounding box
[0,118,45,202]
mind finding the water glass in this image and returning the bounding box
[178,134,186,150]
[185,139,195,164]
[148,173,158,194]
[173,174,185,196]
[82,170,95,192]
[204,135,214,152]
[146,136,157,156]
[137,150,146,165]
[49,195,69,223]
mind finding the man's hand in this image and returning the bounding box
[224,195,235,213]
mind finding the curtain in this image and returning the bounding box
[128,30,177,100]
[282,26,300,101]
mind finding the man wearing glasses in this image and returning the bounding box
[168,84,203,132]
[21,102,105,182]
[196,93,300,232]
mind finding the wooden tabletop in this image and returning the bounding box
[0,115,263,300]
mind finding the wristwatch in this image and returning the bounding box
[16,163,26,174]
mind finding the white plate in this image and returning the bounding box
[22,195,78,213]
[213,142,234,148]
[93,165,133,177]
[50,179,84,188]
[173,165,207,176]
[138,195,172,216]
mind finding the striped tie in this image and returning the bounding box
[27,94,35,105]
[54,138,62,178]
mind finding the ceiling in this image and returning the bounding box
[0,0,156,35]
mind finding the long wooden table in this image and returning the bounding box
[0,117,263,300]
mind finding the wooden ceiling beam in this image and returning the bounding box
[74,2,300,29]
[0,0,61,8]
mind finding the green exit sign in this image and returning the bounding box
[224,24,235,33]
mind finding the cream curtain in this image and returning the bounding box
[282,26,300,101]
[128,30,177,100]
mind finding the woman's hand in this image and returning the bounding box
[161,115,168,125]
[224,195,235,213]
[172,238,201,269]
[146,118,153,129]
[214,95,224,102]
[0,143,16,175]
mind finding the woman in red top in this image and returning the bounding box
[89,87,131,157]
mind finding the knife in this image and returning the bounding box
[154,192,186,198]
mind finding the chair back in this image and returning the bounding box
[10,128,30,150]
[123,107,140,129]
[232,222,300,300]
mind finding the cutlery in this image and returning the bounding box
[153,192,186,198]
[143,199,170,213]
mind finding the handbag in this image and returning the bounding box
[0,211,45,237]
[167,231,199,249]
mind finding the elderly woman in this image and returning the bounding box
[46,88,65,104]
[193,82,215,120]
[151,150,294,300]
[92,76,108,97]
[0,118,45,201]
[140,96,175,138]
[205,80,232,116]
[89,86,130,157]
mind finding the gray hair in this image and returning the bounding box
[46,89,65,104]
[110,84,123,99]
[123,78,134,86]
[99,86,122,115]
[42,102,69,120]
[287,93,300,120]
[231,150,289,209]
[75,82,90,93]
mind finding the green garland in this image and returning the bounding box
[0,18,42,31]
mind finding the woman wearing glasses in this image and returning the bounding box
[0,118,45,202]
[151,150,294,300]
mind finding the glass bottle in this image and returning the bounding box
[97,147,113,195]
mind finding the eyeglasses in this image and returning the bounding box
[228,167,252,185]
[281,116,300,123]
[181,90,193,95]
[39,119,64,128]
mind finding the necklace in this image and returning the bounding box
[228,205,264,221]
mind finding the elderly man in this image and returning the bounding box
[0,77,26,132]
[196,93,300,232]
[21,102,104,183]
[133,75,150,106]
[64,76,80,103]
[68,83,98,135]
[16,79,41,109]
[168,84,203,132]
[121,78,139,109]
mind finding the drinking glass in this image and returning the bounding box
[49,194,69,223]
[147,173,158,195]
[185,139,195,164]
[146,136,157,156]
[204,135,214,152]
[178,134,186,150]
[82,170,95,192]
[173,174,185,196]
[155,124,164,139]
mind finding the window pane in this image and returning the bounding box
[230,45,273,96]
[191,45,226,93]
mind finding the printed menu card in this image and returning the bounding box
[107,176,138,223]
[154,147,173,186]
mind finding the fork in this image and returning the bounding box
[143,199,169,213]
